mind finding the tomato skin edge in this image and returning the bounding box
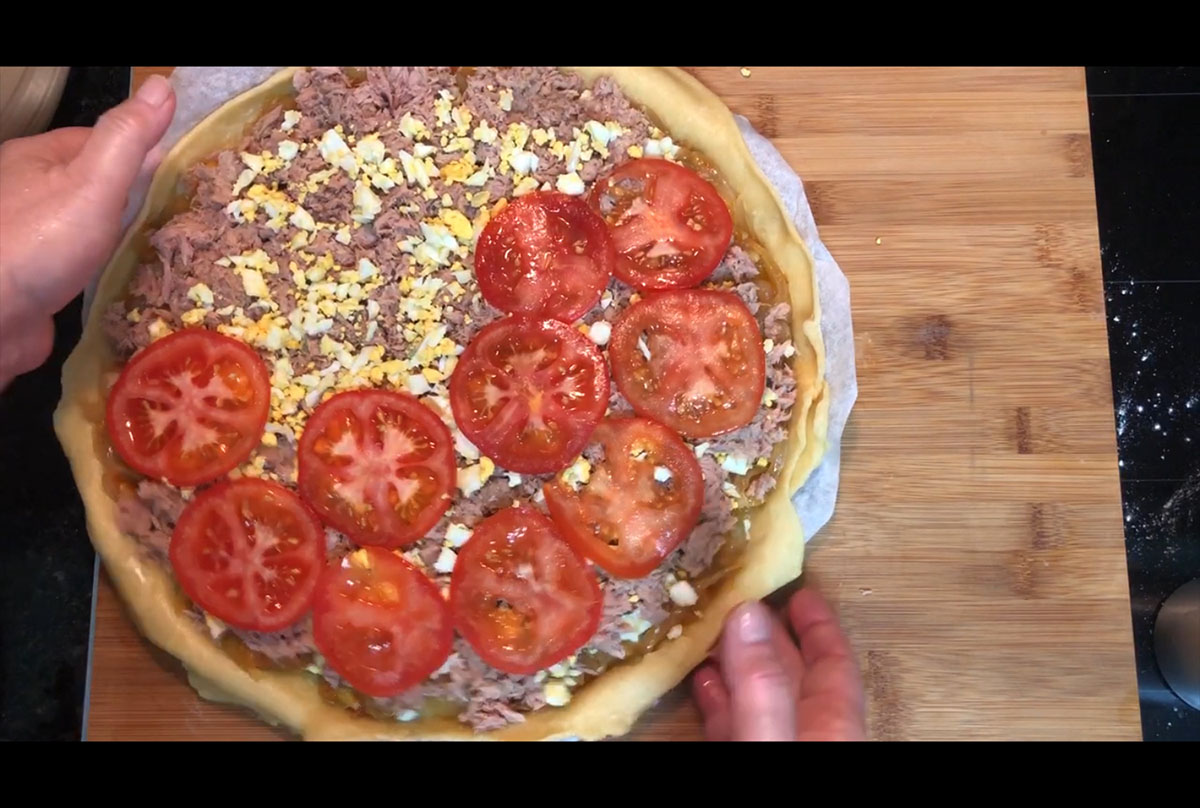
[474,191,615,323]
[310,549,454,698]
[608,289,766,439]
[448,317,611,475]
[448,506,602,675]
[105,330,271,487]
[587,158,734,291]
[542,417,706,578]
[168,478,325,633]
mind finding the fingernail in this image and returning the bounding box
[136,75,171,107]
[733,602,772,644]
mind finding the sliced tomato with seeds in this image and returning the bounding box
[450,505,602,675]
[312,547,453,697]
[106,329,271,486]
[544,417,704,578]
[588,158,733,290]
[169,478,325,632]
[449,317,609,474]
[475,191,615,323]
[609,289,766,438]
[298,390,455,548]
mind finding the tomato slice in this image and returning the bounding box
[449,505,601,675]
[298,390,455,548]
[169,478,324,632]
[609,289,766,438]
[544,417,704,578]
[475,191,614,323]
[588,158,733,290]
[106,330,271,486]
[312,547,453,697]
[449,317,609,474]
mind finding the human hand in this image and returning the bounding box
[0,74,176,389]
[692,588,866,741]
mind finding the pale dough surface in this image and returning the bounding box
[54,66,829,740]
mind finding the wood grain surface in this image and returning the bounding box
[84,66,1140,741]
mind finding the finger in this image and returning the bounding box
[68,74,175,205]
[0,314,54,391]
[788,589,866,737]
[788,589,858,674]
[691,664,732,741]
[719,601,797,741]
[120,144,167,227]
[770,607,806,689]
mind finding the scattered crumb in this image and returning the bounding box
[740,68,752,78]
[860,587,873,596]
[875,237,883,245]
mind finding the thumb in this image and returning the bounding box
[719,601,797,741]
[69,74,175,206]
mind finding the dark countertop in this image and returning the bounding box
[0,66,1196,741]
[1089,66,1200,741]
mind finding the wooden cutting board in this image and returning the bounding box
[84,66,1140,741]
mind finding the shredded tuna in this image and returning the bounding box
[116,480,186,561]
[233,620,314,664]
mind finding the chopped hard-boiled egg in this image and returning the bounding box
[473,120,498,144]
[560,456,591,490]
[407,374,431,395]
[289,206,316,232]
[277,139,300,161]
[232,168,257,196]
[668,580,699,607]
[440,209,474,242]
[555,171,586,196]
[508,149,539,176]
[618,611,653,643]
[433,547,457,574]
[186,283,215,307]
[584,120,624,148]
[720,454,753,475]
[318,128,358,176]
[236,269,271,299]
[587,321,611,347]
[444,523,473,548]
[353,134,386,165]
[352,181,382,223]
[457,457,496,496]
[179,308,206,326]
[513,176,539,196]
[543,681,571,707]
[644,136,681,160]
[454,429,480,461]
[204,614,228,640]
[398,112,430,140]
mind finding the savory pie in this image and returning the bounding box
[54,66,828,740]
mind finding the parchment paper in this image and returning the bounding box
[107,67,858,543]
